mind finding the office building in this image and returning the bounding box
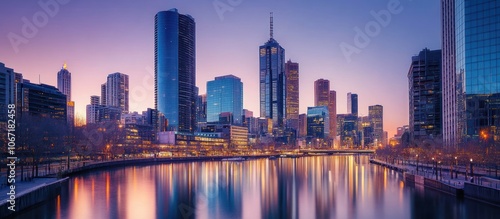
[196,94,207,124]
[259,13,286,131]
[347,92,358,116]
[307,106,329,139]
[298,113,307,138]
[57,63,74,128]
[17,82,67,121]
[285,60,299,131]
[155,8,196,133]
[369,105,384,146]
[206,75,243,125]
[0,63,16,122]
[329,90,337,139]
[408,49,442,142]
[442,0,500,145]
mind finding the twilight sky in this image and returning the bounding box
[0,0,440,137]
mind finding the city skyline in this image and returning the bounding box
[0,1,442,137]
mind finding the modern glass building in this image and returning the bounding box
[155,8,196,133]
[347,92,358,117]
[442,0,500,145]
[408,49,442,142]
[307,106,329,139]
[285,60,299,131]
[206,75,243,125]
[17,82,67,121]
[260,13,286,131]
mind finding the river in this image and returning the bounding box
[15,155,500,219]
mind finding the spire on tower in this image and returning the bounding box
[270,12,274,39]
[63,62,67,70]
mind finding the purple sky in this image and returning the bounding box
[0,0,440,137]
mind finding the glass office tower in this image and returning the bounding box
[307,106,329,139]
[155,9,196,133]
[442,0,500,144]
[206,75,243,125]
[260,13,286,131]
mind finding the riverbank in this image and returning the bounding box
[0,177,68,218]
[370,158,500,207]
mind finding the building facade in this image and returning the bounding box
[408,49,442,142]
[206,75,243,125]
[155,8,197,133]
[106,72,129,113]
[0,63,16,122]
[368,105,384,146]
[285,60,299,131]
[347,92,358,117]
[57,64,74,128]
[17,82,67,121]
[307,106,329,139]
[442,0,500,145]
[259,13,286,131]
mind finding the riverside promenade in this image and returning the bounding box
[370,158,500,206]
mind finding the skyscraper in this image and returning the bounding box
[314,79,330,107]
[260,13,286,131]
[314,79,336,145]
[206,75,243,125]
[57,63,71,101]
[285,60,299,131]
[106,72,129,113]
[155,8,196,133]
[329,90,337,139]
[57,63,74,128]
[347,92,358,116]
[442,0,500,145]
[408,49,442,142]
[369,105,384,146]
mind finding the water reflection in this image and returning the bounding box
[17,155,500,219]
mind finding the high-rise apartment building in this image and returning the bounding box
[106,72,129,113]
[155,8,196,133]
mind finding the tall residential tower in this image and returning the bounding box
[155,9,196,133]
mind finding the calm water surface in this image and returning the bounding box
[17,155,500,219]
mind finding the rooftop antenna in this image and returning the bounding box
[39,74,40,84]
[270,12,274,39]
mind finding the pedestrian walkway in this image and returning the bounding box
[0,178,59,205]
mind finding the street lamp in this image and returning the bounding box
[470,158,474,182]
[416,154,419,173]
[454,156,458,179]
